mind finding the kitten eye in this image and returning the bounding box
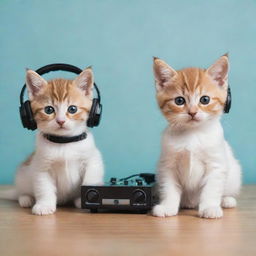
[175,97,186,105]
[44,106,55,114]
[200,96,210,105]
[68,105,77,114]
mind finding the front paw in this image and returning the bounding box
[32,203,56,215]
[222,196,237,208]
[152,204,179,217]
[74,197,81,209]
[199,206,223,219]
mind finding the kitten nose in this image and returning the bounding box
[56,120,65,126]
[188,112,197,118]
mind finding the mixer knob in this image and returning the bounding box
[110,177,117,185]
[86,189,100,203]
[136,179,143,186]
[132,189,146,204]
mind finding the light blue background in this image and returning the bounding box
[0,0,255,184]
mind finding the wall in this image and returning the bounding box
[0,0,255,184]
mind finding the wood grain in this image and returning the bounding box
[0,185,255,256]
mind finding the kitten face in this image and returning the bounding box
[26,68,94,136]
[153,55,229,129]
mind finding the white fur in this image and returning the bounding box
[10,130,104,215]
[1,131,104,215]
[152,118,241,218]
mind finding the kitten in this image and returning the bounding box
[152,55,241,218]
[0,67,104,215]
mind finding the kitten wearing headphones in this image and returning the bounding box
[0,67,104,215]
[152,55,241,218]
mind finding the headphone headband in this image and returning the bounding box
[20,63,101,105]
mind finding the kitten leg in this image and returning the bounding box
[74,150,104,209]
[222,141,241,208]
[198,170,225,219]
[32,172,57,215]
[152,173,181,217]
[82,149,104,186]
[18,195,34,208]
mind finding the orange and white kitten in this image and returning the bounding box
[152,55,241,218]
[0,68,104,215]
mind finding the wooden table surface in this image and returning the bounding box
[0,185,255,256]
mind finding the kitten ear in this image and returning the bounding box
[74,67,94,96]
[26,69,47,99]
[206,54,229,87]
[153,57,178,91]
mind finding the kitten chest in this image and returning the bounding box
[50,159,83,203]
[176,150,206,190]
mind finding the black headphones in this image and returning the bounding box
[19,63,102,130]
[224,86,232,114]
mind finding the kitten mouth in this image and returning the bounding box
[189,118,200,122]
[57,126,67,130]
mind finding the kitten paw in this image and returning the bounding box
[74,197,81,209]
[222,196,237,208]
[199,206,223,219]
[32,203,56,215]
[18,195,34,208]
[152,204,178,217]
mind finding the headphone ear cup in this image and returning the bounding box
[19,101,37,130]
[93,102,102,127]
[224,87,232,114]
[87,99,102,128]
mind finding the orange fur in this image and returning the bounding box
[31,78,92,124]
[153,56,228,125]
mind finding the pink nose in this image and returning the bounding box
[188,112,197,118]
[56,120,65,126]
